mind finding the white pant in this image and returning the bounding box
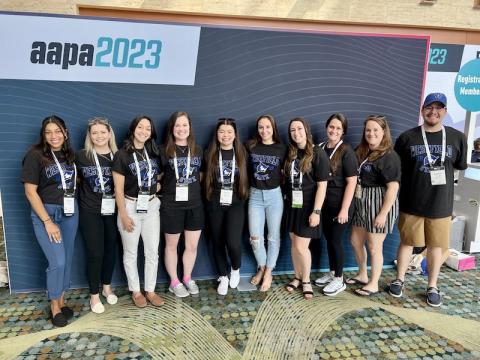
[117,197,160,292]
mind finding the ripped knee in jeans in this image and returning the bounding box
[250,236,260,250]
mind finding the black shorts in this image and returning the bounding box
[161,205,205,234]
[285,202,322,239]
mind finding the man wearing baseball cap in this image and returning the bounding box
[388,92,467,307]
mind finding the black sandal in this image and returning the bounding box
[302,281,314,300]
[285,277,301,292]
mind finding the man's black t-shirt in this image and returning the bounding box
[159,145,203,209]
[395,126,467,218]
[358,150,401,187]
[285,146,329,204]
[21,149,76,205]
[322,143,358,208]
[111,148,160,198]
[76,149,115,213]
[247,142,287,190]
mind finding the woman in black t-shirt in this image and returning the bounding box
[204,118,249,295]
[112,115,164,308]
[159,111,204,298]
[21,115,78,327]
[77,117,119,314]
[284,117,329,300]
[349,115,401,297]
[314,113,357,296]
[246,114,287,292]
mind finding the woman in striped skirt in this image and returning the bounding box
[349,115,401,296]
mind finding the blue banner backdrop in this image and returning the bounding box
[0,20,428,292]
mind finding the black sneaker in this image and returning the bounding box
[49,310,68,327]
[426,287,442,307]
[388,279,404,298]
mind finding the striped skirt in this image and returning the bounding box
[352,186,398,234]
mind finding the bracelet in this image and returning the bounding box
[42,218,51,223]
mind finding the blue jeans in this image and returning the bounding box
[31,203,79,300]
[248,186,283,269]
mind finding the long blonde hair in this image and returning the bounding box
[84,117,118,160]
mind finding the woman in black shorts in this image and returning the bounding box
[283,117,329,300]
[204,118,249,295]
[349,115,401,296]
[160,111,204,298]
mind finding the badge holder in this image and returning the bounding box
[220,185,233,206]
[63,193,75,216]
[136,190,150,213]
[430,166,446,186]
[355,184,363,199]
[175,183,189,202]
[101,194,116,215]
[292,187,303,208]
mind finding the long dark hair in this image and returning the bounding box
[247,114,282,150]
[284,117,314,176]
[31,115,75,166]
[123,115,159,156]
[355,115,393,163]
[324,113,348,175]
[204,118,248,201]
[164,111,199,158]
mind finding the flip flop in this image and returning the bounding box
[354,288,379,297]
[345,277,367,286]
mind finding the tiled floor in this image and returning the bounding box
[0,266,479,359]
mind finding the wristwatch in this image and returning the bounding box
[313,209,321,215]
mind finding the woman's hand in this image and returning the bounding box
[121,214,135,232]
[336,208,349,224]
[374,213,387,229]
[45,221,62,243]
[309,212,320,227]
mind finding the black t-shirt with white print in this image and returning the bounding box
[159,145,204,209]
[322,143,358,207]
[76,149,115,213]
[111,148,160,198]
[358,150,401,188]
[285,145,329,204]
[248,142,287,190]
[395,126,467,218]
[21,148,76,205]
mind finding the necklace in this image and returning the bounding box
[96,152,112,161]
[176,145,188,155]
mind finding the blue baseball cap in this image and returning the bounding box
[422,92,447,108]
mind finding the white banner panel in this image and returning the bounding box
[0,14,200,85]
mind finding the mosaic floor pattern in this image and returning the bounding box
[0,266,479,359]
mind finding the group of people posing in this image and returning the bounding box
[21,92,467,328]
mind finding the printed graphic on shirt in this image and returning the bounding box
[362,163,373,173]
[168,156,201,185]
[410,144,453,173]
[81,166,113,193]
[45,163,75,190]
[127,160,159,188]
[251,153,281,181]
[217,159,238,185]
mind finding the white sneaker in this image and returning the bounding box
[314,272,334,287]
[169,283,190,298]
[230,269,240,289]
[217,276,229,295]
[184,280,199,295]
[323,277,346,296]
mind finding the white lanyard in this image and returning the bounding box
[290,159,303,186]
[93,150,113,194]
[174,148,191,183]
[357,157,369,174]
[219,150,236,186]
[133,149,152,190]
[421,125,446,166]
[51,150,76,192]
[321,140,343,160]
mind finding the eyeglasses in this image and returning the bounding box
[423,105,445,112]
[88,117,110,126]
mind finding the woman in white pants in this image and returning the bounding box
[112,115,164,308]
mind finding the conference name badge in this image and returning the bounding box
[101,195,115,215]
[292,190,303,208]
[175,183,189,202]
[355,184,363,199]
[136,191,150,213]
[430,166,446,186]
[63,194,75,216]
[220,188,233,206]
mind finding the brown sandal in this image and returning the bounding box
[285,277,301,293]
[260,273,273,292]
[250,267,265,286]
[302,281,314,300]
